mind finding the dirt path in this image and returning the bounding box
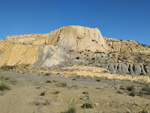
[0,72,150,113]
[0,72,38,113]
[0,72,73,113]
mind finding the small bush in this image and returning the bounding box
[142,84,150,95]
[81,103,93,109]
[10,80,17,85]
[43,99,50,105]
[40,91,45,96]
[79,96,83,100]
[139,109,149,113]
[0,66,16,71]
[0,76,9,80]
[117,90,123,94]
[53,91,60,94]
[96,79,101,82]
[0,83,10,91]
[52,80,57,83]
[46,80,52,83]
[56,82,67,87]
[129,90,136,97]
[61,107,76,113]
[45,73,50,76]
[126,85,134,91]
[72,78,76,81]
[5,77,9,80]
[120,86,125,90]
[83,91,88,94]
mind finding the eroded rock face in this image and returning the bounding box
[0,25,150,75]
[33,26,111,68]
[99,63,150,75]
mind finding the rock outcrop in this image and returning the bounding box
[0,25,150,76]
[100,63,150,75]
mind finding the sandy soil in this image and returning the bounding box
[0,72,150,113]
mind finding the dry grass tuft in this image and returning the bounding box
[0,83,10,91]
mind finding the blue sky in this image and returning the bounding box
[0,0,150,45]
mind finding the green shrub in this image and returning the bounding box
[10,80,17,85]
[129,90,136,97]
[139,109,149,113]
[79,96,83,100]
[0,83,10,91]
[96,79,101,82]
[142,84,150,95]
[117,90,123,94]
[40,91,45,96]
[0,76,9,80]
[0,66,16,70]
[45,73,50,76]
[4,77,9,80]
[56,82,67,87]
[52,80,57,82]
[120,86,125,90]
[61,107,76,113]
[46,80,52,83]
[83,91,88,94]
[53,91,60,94]
[126,85,134,91]
[81,103,93,109]
[43,99,50,105]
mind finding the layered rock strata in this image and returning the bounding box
[0,25,150,75]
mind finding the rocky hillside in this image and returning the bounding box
[0,25,150,75]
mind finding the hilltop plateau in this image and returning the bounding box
[0,26,150,77]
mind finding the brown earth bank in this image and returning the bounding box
[0,71,150,113]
